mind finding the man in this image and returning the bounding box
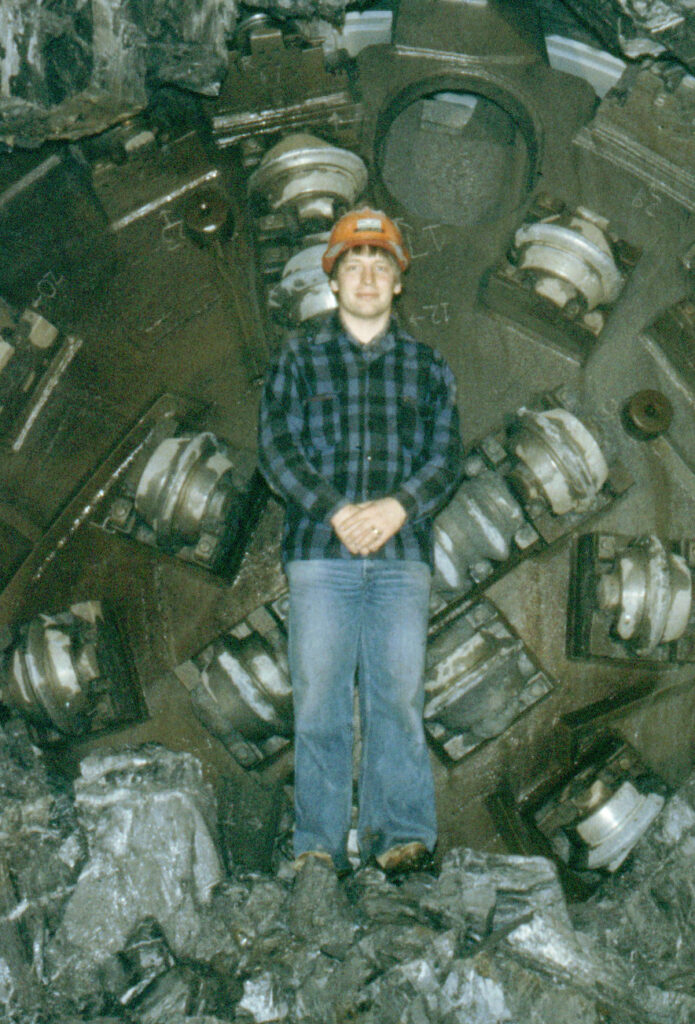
[258,208,462,875]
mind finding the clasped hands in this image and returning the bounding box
[331,497,407,556]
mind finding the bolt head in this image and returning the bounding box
[111,498,131,522]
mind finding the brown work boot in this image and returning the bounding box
[376,841,431,876]
[292,850,334,871]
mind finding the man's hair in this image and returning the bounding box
[329,245,402,283]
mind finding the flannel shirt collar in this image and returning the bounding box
[312,310,399,360]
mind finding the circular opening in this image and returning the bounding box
[378,87,534,226]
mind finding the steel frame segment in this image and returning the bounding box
[0,394,200,620]
[392,0,547,62]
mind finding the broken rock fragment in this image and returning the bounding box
[0,715,81,1022]
[45,744,225,1004]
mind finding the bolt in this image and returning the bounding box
[597,534,616,560]
[111,498,131,522]
[183,187,232,246]
[680,244,695,274]
[463,454,485,476]
[622,389,673,440]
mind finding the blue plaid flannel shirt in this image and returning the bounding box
[258,311,463,566]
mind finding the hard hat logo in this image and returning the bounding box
[355,216,383,232]
[322,206,411,275]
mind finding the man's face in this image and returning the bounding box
[330,248,401,322]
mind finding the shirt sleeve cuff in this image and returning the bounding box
[310,488,348,522]
[325,498,351,523]
[393,489,418,518]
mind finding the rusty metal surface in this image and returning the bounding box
[574,63,695,245]
[212,29,363,149]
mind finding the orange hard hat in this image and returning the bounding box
[322,207,410,274]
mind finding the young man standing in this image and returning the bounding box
[258,208,462,875]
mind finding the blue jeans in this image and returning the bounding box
[287,558,436,871]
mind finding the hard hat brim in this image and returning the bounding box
[322,237,410,274]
